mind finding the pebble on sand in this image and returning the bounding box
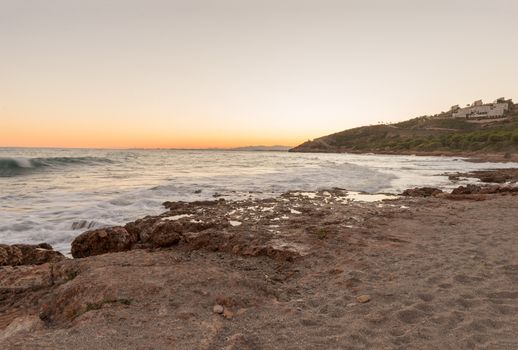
[213,304,224,314]
[356,295,371,303]
[223,308,234,319]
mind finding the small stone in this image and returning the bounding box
[223,308,234,319]
[213,304,224,314]
[356,295,371,303]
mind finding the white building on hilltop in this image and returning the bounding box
[452,98,509,120]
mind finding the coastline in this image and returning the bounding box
[289,148,518,163]
[1,179,518,349]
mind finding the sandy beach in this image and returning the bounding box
[1,183,517,349]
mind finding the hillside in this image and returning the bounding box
[290,102,518,156]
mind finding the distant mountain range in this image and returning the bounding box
[290,99,518,157]
[227,145,291,151]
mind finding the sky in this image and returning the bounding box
[1,0,518,148]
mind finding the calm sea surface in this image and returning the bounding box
[1,148,516,253]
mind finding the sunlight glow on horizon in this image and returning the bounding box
[1,0,518,148]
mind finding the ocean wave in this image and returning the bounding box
[0,156,115,177]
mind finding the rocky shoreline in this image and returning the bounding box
[290,148,518,163]
[1,179,518,349]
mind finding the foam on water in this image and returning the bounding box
[341,192,399,203]
[1,148,517,253]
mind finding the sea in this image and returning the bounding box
[1,148,517,254]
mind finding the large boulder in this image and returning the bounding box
[0,243,65,266]
[71,227,138,258]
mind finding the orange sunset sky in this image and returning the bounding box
[1,0,518,148]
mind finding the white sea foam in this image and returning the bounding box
[13,158,33,168]
[340,192,399,203]
[162,214,193,221]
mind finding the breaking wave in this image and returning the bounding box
[0,156,115,177]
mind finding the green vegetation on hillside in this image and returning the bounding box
[291,112,518,154]
[394,116,479,131]
[369,124,518,152]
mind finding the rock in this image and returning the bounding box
[480,175,507,183]
[0,315,45,340]
[400,187,443,197]
[356,295,371,303]
[71,226,138,258]
[213,304,224,314]
[451,184,482,195]
[0,243,65,266]
[37,243,53,250]
[223,308,234,319]
[0,245,22,266]
[447,169,518,184]
[0,264,53,292]
[148,221,183,247]
[450,184,518,195]
[124,218,155,243]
